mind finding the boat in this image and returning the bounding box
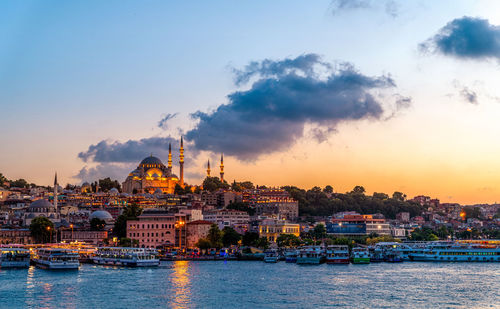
[284,249,298,263]
[296,246,325,265]
[0,247,30,268]
[263,249,279,263]
[92,247,160,267]
[351,247,370,264]
[325,245,350,264]
[33,248,80,270]
[371,242,406,262]
[409,242,500,262]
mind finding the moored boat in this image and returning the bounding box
[351,247,370,264]
[284,249,298,263]
[92,247,160,267]
[326,245,350,264]
[263,249,279,263]
[409,242,500,262]
[296,246,325,265]
[0,247,30,268]
[33,248,80,270]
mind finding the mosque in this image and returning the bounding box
[122,137,225,194]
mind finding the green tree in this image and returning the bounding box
[29,217,55,243]
[373,192,389,200]
[11,178,29,189]
[222,227,241,247]
[207,224,223,249]
[195,238,212,251]
[323,185,334,194]
[276,234,301,247]
[242,231,260,247]
[351,186,366,195]
[392,191,407,201]
[311,224,327,240]
[202,177,229,192]
[98,177,121,192]
[255,237,269,249]
[113,203,143,238]
[90,218,106,231]
[226,201,255,216]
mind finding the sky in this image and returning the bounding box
[2,0,500,204]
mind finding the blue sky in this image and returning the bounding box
[2,0,500,203]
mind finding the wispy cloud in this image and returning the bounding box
[330,0,399,18]
[157,113,178,130]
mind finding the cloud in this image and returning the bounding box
[158,113,178,130]
[330,0,399,17]
[452,80,479,105]
[420,16,500,60]
[75,163,134,183]
[186,54,409,160]
[78,136,189,164]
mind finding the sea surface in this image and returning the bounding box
[0,261,499,308]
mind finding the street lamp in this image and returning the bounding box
[70,224,74,241]
[175,221,185,253]
[47,226,52,243]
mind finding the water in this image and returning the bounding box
[0,261,499,308]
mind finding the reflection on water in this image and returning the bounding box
[169,261,191,309]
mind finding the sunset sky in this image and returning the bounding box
[2,0,500,204]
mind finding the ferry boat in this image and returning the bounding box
[284,249,298,263]
[409,242,500,262]
[371,242,406,262]
[33,248,80,270]
[263,249,279,263]
[92,247,160,267]
[351,247,370,264]
[325,245,350,264]
[296,246,325,265]
[0,248,30,268]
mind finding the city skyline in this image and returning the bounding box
[3,1,500,204]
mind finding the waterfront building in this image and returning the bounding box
[122,140,184,194]
[203,209,250,232]
[186,220,213,248]
[326,213,391,236]
[258,219,300,242]
[243,188,298,220]
[0,229,33,244]
[60,230,108,245]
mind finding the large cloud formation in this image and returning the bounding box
[420,16,500,60]
[186,54,408,160]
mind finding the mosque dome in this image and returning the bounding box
[28,199,56,212]
[154,189,163,195]
[82,182,90,187]
[140,156,164,166]
[89,210,113,221]
[109,188,119,195]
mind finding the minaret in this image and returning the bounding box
[168,143,172,173]
[179,137,184,186]
[206,159,211,177]
[53,172,58,211]
[220,154,224,183]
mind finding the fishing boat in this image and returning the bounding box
[296,246,325,265]
[325,245,350,264]
[33,248,80,270]
[92,247,160,267]
[0,247,30,268]
[409,242,500,262]
[351,247,370,264]
[284,249,298,263]
[263,249,279,263]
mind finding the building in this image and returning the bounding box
[203,209,250,233]
[0,229,33,244]
[60,230,108,245]
[326,213,391,236]
[396,212,410,223]
[23,199,61,226]
[258,219,300,242]
[186,220,213,248]
[244,188,299,220]
[122,139,185,194]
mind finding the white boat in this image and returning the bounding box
[263,249,279,263]
[409,242,500,262]
[0,248,30,268]
[284,249,298,263]
[92,247,160,267]
[326,245,350,264]
[296,246,325,264]
[33,248,80,270]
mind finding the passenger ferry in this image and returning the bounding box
[33,248,80,270]
[351,247,370,264]
[284,249,298,263]
[409,242,500,262]
[0,247,30,268]
[92,247,160,267]
[325,245,350,264]
[371,242,406,262]
[296,246,325,265]
[263,249,279,263]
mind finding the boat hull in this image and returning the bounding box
[92,257,159,267]
[326,258,349,264]
[0,260,30,268]
[352,258,370,264]
[34,259,79,270]
[264,257,278,263]
[296,257,325,265]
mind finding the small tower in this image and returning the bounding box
[53,172,58,211]
[220,154,224,183]
[179,137,184,186]
[206,159,211,177]
[168,143,173,172]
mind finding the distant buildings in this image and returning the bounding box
[244,188,299,220]
[203,209,250,233]
[327,213,391,236]
[258,219,300,242]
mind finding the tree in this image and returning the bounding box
[11,179,29,189]
[174,183,186,195]
[207,224,223,249]
[222,227,241,247]
[373,192,389,200]
[351,186,366,195]
[276,234,301,247]
[323,185,334,194]
[392,191,406,201]
[29,217,54,243]
[113,203,143,238]
[242,231,260,247]
[98,177,121,192]
[202,177,229,192]
[226,201,255,216]
[195,238,212,251]
[90,218,106,231]
[311,224,327,240]
[255,237,269,249]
